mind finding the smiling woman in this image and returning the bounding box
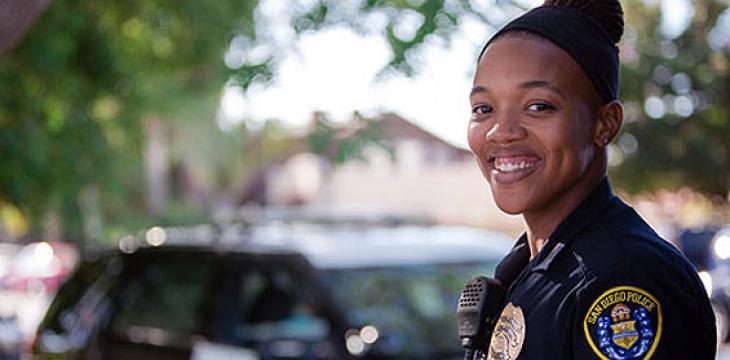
[469,33,607,227]
[465,0,717,359]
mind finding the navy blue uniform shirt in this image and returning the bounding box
[484,178,716,359]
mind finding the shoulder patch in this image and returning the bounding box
[583,286,662,360]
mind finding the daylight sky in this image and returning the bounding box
[217,0,694,148]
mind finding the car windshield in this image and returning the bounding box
[322,261,497,359]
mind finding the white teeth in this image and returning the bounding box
[495,160,535,172]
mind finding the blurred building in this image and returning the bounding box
[263,113,522,236]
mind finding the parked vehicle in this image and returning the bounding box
[1,241,78,294]
[0,241,78,356]
[675,225,730,344]
[702,226,730,344]
[675,226,721,272]
[0,314,21,360]
[32,219,512,359]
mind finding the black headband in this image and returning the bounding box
[479,5,620,102]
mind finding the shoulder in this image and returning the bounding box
[569,198,716,359]
[571,197,707,311]
[572,197,696,285]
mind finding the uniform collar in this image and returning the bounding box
[530,177,616,272]
[494,177,616,288]
[494,233,530,288]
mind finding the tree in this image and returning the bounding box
[0,0,52,57]
[611,0,730,197]
[0,0,259,241]
[2,0,729,242]
[286,0,730,197]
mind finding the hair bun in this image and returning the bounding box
[543,0,624,44]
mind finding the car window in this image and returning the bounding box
[110,252,216,348]
[202,256,341,359]
[35,254,123,351]
[230,265,329,343]
[322,261,497,358]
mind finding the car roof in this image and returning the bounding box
[244,223,513,269]
[107,221,514,270]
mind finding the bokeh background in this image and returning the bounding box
[2,0,729,243]
[1,0,729,358]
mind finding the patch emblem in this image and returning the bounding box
[583,286,662,360]
[487,302,525,360]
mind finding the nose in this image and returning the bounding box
[485,111,526,144]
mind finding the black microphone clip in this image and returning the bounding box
[457,276,505,360]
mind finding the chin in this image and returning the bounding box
[495,202,526,215]
[491,190,528,215]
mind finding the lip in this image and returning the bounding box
[491,159,542,184]
[486,147,542,185]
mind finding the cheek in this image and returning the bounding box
[467,122,483,153]
[566,118,597,161]
[545,119,594,170]
[467,122,491,176]
[466,121,486,154]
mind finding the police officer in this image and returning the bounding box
[467,0,717,358]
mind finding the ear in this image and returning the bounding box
[593,100,623,147]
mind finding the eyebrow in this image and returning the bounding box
[470,86,488,97]
[519,80,564,96]
[469,80,564,98]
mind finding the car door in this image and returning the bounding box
[33,253,122,358]
[203,253,349,360]
[99,250,222,360]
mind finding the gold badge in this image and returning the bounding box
[487,302,525,360]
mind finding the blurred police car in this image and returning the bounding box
[32,214,512,359]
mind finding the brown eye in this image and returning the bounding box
[472,104,493,115]
[527,102,555,112]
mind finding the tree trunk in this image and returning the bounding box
[144,117,169,216]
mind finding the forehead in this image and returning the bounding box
[474,34,590,95]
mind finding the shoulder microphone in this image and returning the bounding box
[457,276,506,360]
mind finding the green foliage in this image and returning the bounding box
[610,0,730,195]
[3,0,730,242]
[292,0,509,75]
[293,1,330,32]
[0,0,259,241]
[381,0,456,74]
[308,113,393,165]
[296,0,730,195]
[229,62,274,90]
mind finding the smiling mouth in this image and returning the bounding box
[487,155,542,184]
[492,156,540,172]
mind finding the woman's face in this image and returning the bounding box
[468,34,604,216]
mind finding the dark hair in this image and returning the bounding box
[542,0,624,45]
[480,0,624,101]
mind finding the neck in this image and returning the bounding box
[525,235,548,258]
[523,168,605,258]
